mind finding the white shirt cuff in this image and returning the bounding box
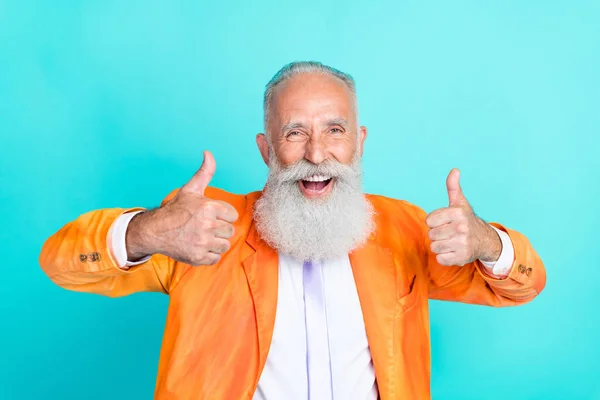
[480,226,515,277]
[108,210,151,269]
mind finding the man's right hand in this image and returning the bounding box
[125,151,239,266]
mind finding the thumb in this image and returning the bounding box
[182,150,216,196]
[446,168,467,206]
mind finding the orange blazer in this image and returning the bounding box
[40,187,546,399]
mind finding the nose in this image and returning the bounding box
[304,134,327,164]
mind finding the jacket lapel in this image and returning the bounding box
[241,212,398,398]
[242,224,279,389]
[350,240,397,399]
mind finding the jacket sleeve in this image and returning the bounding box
[39,205,187,298]
[411,204,546,307]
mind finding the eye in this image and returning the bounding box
[286,130,301,137]
[329,127,343,133]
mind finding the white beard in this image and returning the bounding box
[253,154,375,261]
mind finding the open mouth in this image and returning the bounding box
[298,174,334,198]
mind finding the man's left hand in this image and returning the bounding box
[425,169,502,266]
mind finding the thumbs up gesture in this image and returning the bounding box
[425,169,501,266]
[126,151,239,266]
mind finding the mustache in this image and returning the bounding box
[269,158,360,184]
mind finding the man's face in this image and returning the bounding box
[257,72,368,199]
[254,71,374,260]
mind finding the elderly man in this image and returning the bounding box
[40,61,546,400]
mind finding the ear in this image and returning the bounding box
[358,126,368,157]
[256,133,270,166]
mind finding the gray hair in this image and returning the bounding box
[263,61,357,133]
[254,152,374,261]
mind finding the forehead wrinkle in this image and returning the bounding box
[273,82,352,113]
[284,93,350,110]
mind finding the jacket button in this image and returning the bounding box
[526,267,533,276]
[79,254,87,263]
[518,264,526,274]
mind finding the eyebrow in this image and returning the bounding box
[281,121,309,133]
[280,118,349,133]
[325,117,349,128]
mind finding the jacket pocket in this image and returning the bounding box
[396,273,419,316]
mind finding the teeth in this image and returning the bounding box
[303,174,331,182]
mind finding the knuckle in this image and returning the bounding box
[214,242,228,254]
[228,206,239,221]
[427,229,436,240]
[188,255,203,266]
[197,235,210,247]
[200,219,214,230]
[215,201,238,221]
[448,226,457,237]
[426,211,441,227]
[444,258,455,266]
[180,256,194,265]
[221,241,231,253]
[201,201,216,214]
[212,252,222,263]
[452,208,463,220]
[201,258,214,266]
[220,223,234,237]
[226,224,235,237]
[220,200,236,211]
[194,249,207,261]
[429,242,438,254]
[425,215,433,227]
[190,251,216,266]
[185,248,222,266]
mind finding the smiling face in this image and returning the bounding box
[253,69,374,260]
[256,72,368,199]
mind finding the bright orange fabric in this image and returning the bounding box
[40,187,545,399]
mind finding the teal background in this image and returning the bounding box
[1,0,599,398]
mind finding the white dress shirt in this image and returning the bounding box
[254,254,378,400]
[109,211,514,399]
